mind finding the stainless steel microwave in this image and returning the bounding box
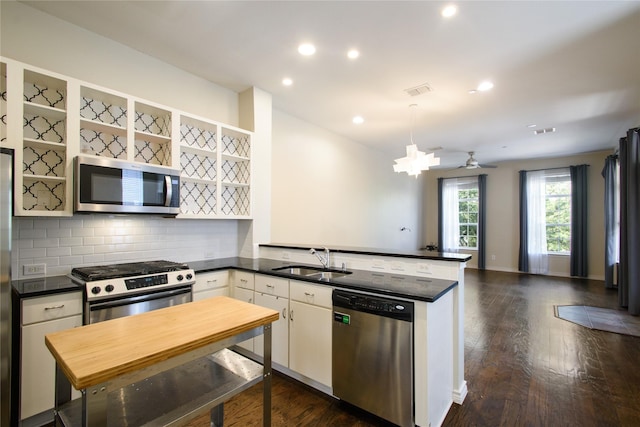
[74,155,180,215]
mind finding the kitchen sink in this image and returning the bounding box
[272,265,352,280]
[306,271,350,280]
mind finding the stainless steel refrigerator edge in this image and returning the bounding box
[1,148,13,427]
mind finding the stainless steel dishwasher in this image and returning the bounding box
[332,289,414,427]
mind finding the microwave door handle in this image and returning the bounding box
[164,175,172,207]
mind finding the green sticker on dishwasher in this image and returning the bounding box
[334,312,350,324]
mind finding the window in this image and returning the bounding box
[441,177,478,251]
[545,174,571,253]
[458,184,479,249]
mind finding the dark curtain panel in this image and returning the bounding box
[518,171,529,272]
[437,177,444,252]
[602,155,618,288]
[569,165,589,277]
[619,127,640,314]
[478,174,487,270]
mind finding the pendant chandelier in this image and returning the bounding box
[393,104,440,177]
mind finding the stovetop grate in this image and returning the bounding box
[71,260,190,281]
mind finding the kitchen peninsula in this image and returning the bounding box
[257,243,470,427]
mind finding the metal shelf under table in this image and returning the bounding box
[56,348,263,426]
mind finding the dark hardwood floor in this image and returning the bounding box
[185,270,640,426]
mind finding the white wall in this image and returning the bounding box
[423,150,610,279]
[271,110,424,250]
[0,2,238,125]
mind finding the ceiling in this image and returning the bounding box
[21,1,640,169]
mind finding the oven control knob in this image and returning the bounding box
[105,284,115,292]
[186,273,193,280]
[91,286,101,295]
[177,275,184,281]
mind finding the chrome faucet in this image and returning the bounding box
[310,247,330,269]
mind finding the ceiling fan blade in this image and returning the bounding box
[478,164,497,168]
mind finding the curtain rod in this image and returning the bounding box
[519,164,589,173]
[437,173,487,180]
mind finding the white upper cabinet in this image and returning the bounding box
[79,85,128,160]
[7,63,73,216]
[1,57,252,218]
[178,113,251,218]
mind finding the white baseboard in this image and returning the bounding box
[466,266,605,281]
[452,380,468,404]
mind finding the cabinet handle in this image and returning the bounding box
[44,304,65,311]
[266,284,274,289]
[290,310,294,321]
[282,308,287,319]
[304,292,315,297]
[248,298,253,303]
[207,279,218,284]
[240,279,248,283]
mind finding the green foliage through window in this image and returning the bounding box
[545,177,571,253]
[458,187,478,249]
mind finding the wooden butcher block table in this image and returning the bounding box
[45,296,279,426]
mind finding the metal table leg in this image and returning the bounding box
[83,382,108,426]
[54,363,72,426]
[263,324,272,427]
[210,403,224,427]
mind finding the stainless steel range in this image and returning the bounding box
[70,260,195,324]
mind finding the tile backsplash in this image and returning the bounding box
[11,215,239,279]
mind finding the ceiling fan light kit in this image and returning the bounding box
[460,151,497,169]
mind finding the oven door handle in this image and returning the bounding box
[89,286,192,311]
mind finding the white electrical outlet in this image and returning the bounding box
[371,259,385,269]
[23,263,46,276]
[491,254,496,261]
[282,251,291,260]
[417,263,430,273]
[391,261,404,271]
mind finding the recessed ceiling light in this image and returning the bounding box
[477,81,494,91]
[298,43,316,56]
[527,124,537,128]
[468,89,477,94]
[441,5,458,18]
[282,77,293,86]
[347,49,360,59]
[352,116,364,124]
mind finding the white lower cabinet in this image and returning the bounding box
[230,271,255,352]
[289,281,333,388]
[230,273,333,389]
[20,292,83,421]
[254,275,289,367]
[193,270,229,301]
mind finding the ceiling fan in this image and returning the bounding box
[459,152,497,169]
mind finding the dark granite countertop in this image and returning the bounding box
[14,257,458,303]
[190,257,457,303]
[260,243,472,262]
[12,275,82,299]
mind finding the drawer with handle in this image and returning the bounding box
[193,270,229,292]
[255,275,289,298]
[22,292,83,325]
[290,281,332,308]
[233,270,255,290]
